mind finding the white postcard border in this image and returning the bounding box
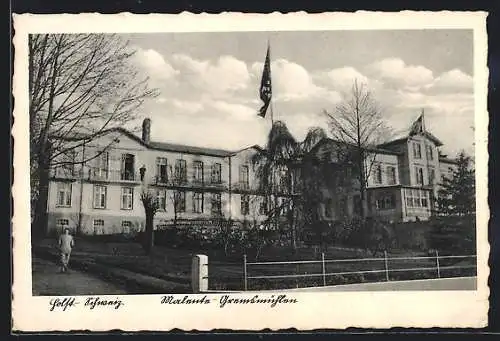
[12,11,490,331]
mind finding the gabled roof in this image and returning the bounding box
[51,127,252,158]
[149,141,233,157]
[378,131,444,148]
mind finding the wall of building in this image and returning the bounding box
[365,152,400,188]
[406,135,440,187]
[367,187,403,222]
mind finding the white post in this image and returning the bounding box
[435,250,441,278]
[321,252,326,286]
[243,254,248,291]
[191,254,208,293]
[384,251,390,282]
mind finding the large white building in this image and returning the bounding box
[46,118,459,235]
[47,119,270,235]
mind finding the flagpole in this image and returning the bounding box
[268,37,274,126]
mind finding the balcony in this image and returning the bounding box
[87,168,141,184]
[150,175,228,191]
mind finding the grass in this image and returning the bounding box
[33,237,477,293]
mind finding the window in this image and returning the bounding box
[211,163,222,183]
[415,167,424,185]
[420,191,428,208]
[404,189,429,208]
[175,159,187,183]
[193,161,204,183]
[241,194,250,215]
[374,164,383,184]
[413,142,422,159]
[387,166,397,185]
[121,187,134,210]
[174,191,186,212]
[122,221,131,233]
[405,189,412,208]
[211,193,222,215]
[376,194,396,210]
[93,185,107,209]
[156,190,166,211]
[93,219,104,234]
[193,192,204,213]
[239,165,249,189]
[56,219,69,229]
[121,154,135,181]
[325,198,334,218]
[429,168,436,185]
[259,196,269,215]
[94,151,109,180]
[156,157,168,183]
[56,183,72,207]
[427,145,434,160]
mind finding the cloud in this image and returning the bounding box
[366,58,434,89]
[317,67,370,92]
[424,69,474,93]
[251,59,341,103]
[377,88,475,156]
[133,48,179,80]
[208,100,256,120]
[169,99,205,114]
[171,54,251,97]
[133,49,474,157]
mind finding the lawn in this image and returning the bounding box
[34,237,476,292]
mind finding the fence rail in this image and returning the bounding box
[242,251,477,291]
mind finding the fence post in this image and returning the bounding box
[243,254,248,291]
[435,250,441,278]
[384,250,390,282]
[191,254,208,293]
[321,252,326,286]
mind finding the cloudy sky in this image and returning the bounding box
[123,29,474,157]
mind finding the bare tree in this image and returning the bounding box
[324,80,391,220]
[29,33,158,238]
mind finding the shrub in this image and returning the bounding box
[426,215,476,255]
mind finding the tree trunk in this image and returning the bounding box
[144,213,154,255]
[32,158,50,241]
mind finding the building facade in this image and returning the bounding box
[311,130,459,223]
[46,118,459,235]
[47,119,269,235]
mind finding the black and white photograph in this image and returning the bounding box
[12,11,489,331]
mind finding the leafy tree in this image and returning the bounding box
[251,122,327,253]
[437,151,475,216]
[29,33,158,239]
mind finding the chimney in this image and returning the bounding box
[142,118,151,144]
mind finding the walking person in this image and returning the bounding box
[58,228,75,273]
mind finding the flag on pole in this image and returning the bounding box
[409,112,425,135]
[258,44,272,118]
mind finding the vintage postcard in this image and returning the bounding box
[12,11,489,332]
